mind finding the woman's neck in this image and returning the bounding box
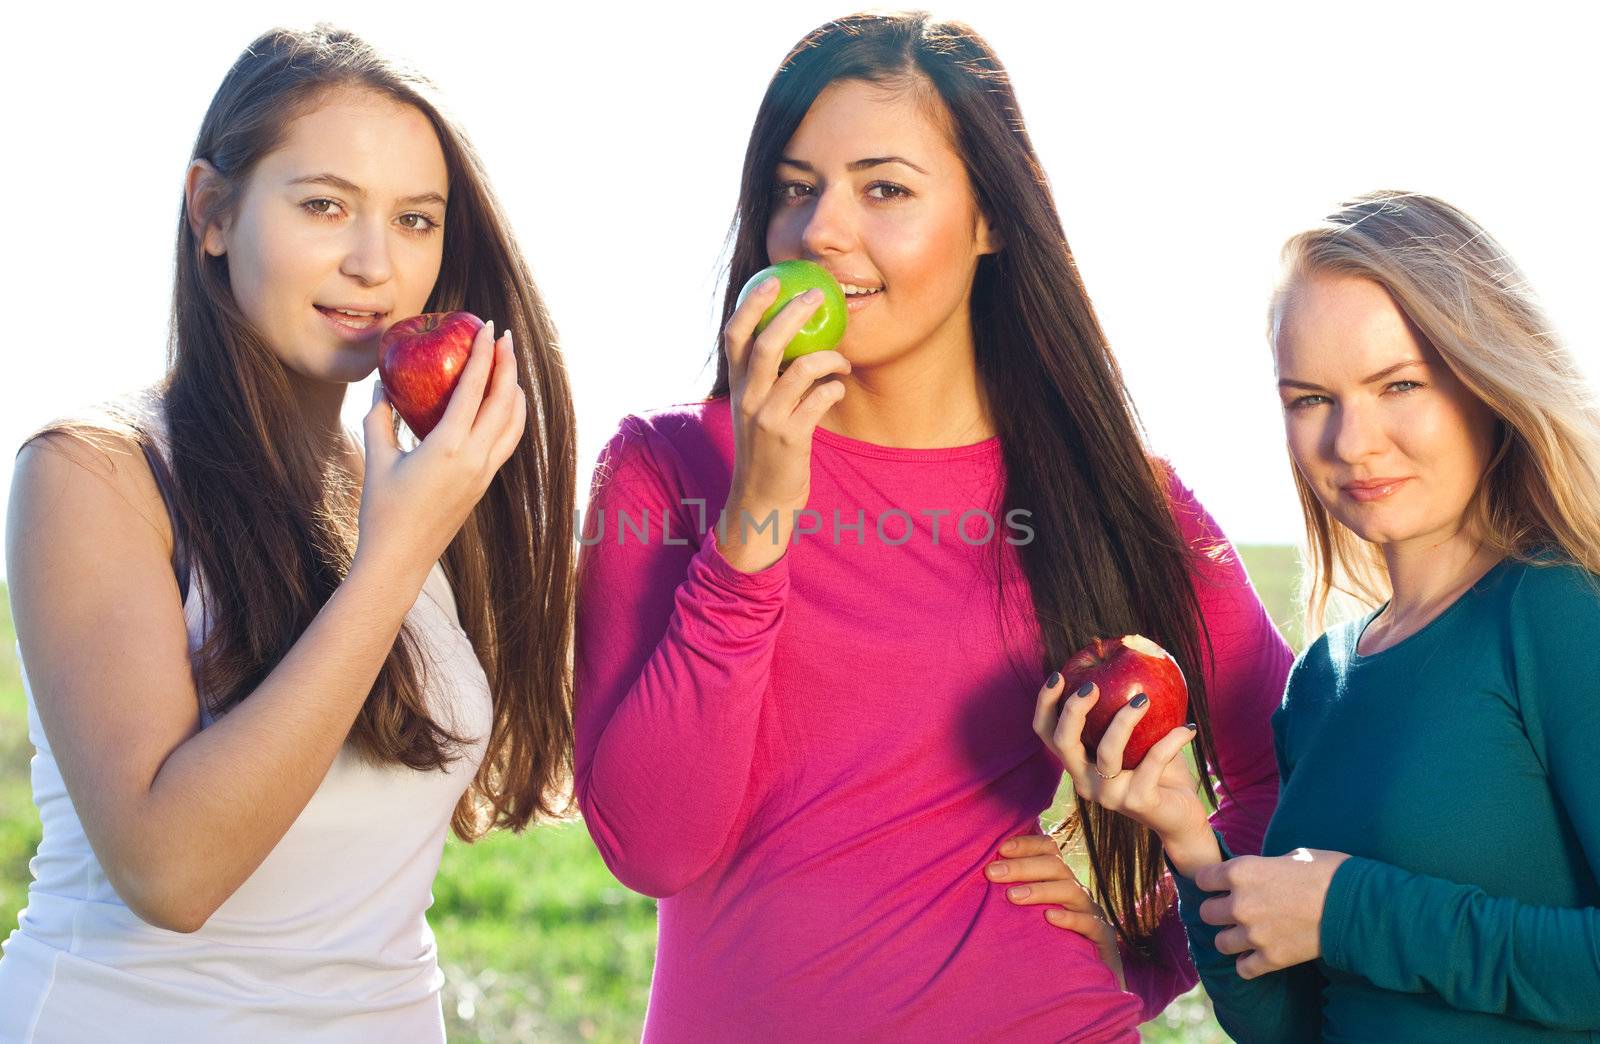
[278,365,356,450]
[818,328,995,449]
[1366,522,1502,651]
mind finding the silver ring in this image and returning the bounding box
[1094,766,1123,780]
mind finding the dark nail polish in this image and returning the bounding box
[1185,722,1198,731]
[1046,671,1062,689]
[1075,681,1094,698]
[1130,693,1149,709]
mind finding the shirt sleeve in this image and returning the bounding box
[1172,829,1328,1042]
[573,416,789,897]
[1116,468,1294,1020]
[1117,875,1201,1022]
[1167,684,1326,1042]
[1317,563,1600,1030]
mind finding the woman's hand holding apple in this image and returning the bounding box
[353,319,526,593]
[718,275,851,574]
[1033,673,1222,877]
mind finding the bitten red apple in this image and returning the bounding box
[1060,634,1189,769]
[378,311,487,438]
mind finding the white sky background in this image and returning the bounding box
[3,1,1596,578]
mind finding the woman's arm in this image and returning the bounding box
[573,417,790,898]
[1116,471,1292,1015]
[1174,838,1328,1044]
[574,284,848,898]
[1164,468,1291,858]
[7,334,521,933]
[1310,564,1600,1029]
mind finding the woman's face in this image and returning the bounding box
[195,86,449,387]
[765,77,997,368]
[1274,271,1499,553]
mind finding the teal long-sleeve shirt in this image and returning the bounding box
[1174,556,1600,1042]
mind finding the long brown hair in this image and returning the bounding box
[1271,191,1600,633]
[75,25,574,839]
[710,11,1221,954]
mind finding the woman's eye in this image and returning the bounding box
[1387,380,1423,393]
[1287,394,1329,410]
[301,198,344,219]
[773,182,813,201]
[866,182,911,200]
[399,212,440,233]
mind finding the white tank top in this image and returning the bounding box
[0,415,493,1042]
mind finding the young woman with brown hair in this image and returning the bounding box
[574,11,1290,1039]
[0,25,574,1040]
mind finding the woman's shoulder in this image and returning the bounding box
[9,391,177,580]
[1282,621,1356,696]
[1501,552,1600,626]
[592,398,733,493]
[1153,457,1225,542]
[612,398,731,448]
[14,389,167,501]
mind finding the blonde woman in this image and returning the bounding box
[1023,191,1600,1040]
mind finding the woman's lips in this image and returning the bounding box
[315,305,385,340]
[844,288,882,314]
[1341,478,1412,503]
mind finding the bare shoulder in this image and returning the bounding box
[8,412,173,565]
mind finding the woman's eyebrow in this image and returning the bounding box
[1277,360,1427,391]
[288,171,446,208]
[776,155,929,175]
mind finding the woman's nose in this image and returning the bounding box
[339,216,394,286]
[799,184,855,258]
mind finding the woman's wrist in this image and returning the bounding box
[345,549,433,612]
[715,497,791,573]
[1161,820,1224,879]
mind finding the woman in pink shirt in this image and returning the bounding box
[574,12,1290,1040]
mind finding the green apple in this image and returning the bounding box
[735,259,849,361]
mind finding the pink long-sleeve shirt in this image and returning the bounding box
[575,399,1289,1042]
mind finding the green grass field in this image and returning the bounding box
[0,546,1303,1041]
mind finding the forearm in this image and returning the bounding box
[1119,890,1198,1022]
[114,564,420,928]
[1172,854,1325,1042]
[1323,857,1600,1029]
[576,536,786,897]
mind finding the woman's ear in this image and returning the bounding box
[976,209,1003,256]
[185,159,229,257]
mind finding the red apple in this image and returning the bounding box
[1059,634,1189,769]
[377,311,487,438]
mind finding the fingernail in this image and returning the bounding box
[1008,886,1031,901]
[760,276,780,293]
[1185,722,1198,731]
[1075,681,1094,698]
[1045,907,1065,922]
[1046,671,1062,689]
[1000,839,1017,855]
[484,320,495,341]
[1130,693,1149,709]
[986,863,1007,879]
[803,288,823,302]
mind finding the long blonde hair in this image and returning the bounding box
[1270,190,1600,633]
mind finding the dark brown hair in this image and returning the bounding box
[711,11,1222,954]
[87,25,574,838]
